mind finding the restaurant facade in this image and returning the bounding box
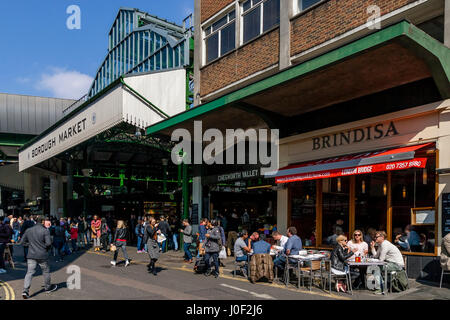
[146,0,450,279]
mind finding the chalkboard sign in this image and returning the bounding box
[191,204,199,225]
[443,193,450,237]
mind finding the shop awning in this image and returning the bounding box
[269,143,432,184]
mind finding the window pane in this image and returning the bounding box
[212,16,227,31]
[168,47,173,68]
[263,0,280,32]
[175,46,180,67]
[290,181,317,246]
[229,10,235,20]
[301,0,322,11]
[156,52,161,70]
[220,22,235,56]
[144,32,149,59]
[243,8,261,43]
[322,177,350,246]
[243,0,251,12]
[180,42,185,65]
[162,47,167,69]
[150,56,155,70]
[205,26,212,36]
[253,0,263,5]
[206,33,219,63]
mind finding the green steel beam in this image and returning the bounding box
[146,20,450,135]
[73,174,179,183]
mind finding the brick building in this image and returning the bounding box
[147,0,450,280]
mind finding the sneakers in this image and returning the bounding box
[0,269,7,274]
[125,260,130,267]
[374,289,384,295]
[241,267,248,278]
[22,291,30,299]
[45,284,58,294]
[110,260,116,266]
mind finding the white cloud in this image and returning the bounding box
[36,68,93,99]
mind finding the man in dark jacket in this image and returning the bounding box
[20,214,35,261]
[18,216,57,299]
[158,216,170,253]
[0,216,13,273]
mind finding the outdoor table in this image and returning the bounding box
[347,259,388,294]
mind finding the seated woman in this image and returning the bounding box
[330,235,357,292]
[347,230,368,288]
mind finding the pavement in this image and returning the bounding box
[0,244,449,301]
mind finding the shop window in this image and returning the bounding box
[242,0,280,44]
[290,181,316,246]
[204,10,236,63]
[322,177,350,246]
[392,152,436,254]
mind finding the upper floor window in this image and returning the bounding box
[242,0,280,44]
[204,10,236,63]
[296,0,322,13]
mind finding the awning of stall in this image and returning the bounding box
[267,143,433,184]
[146,20,450,138]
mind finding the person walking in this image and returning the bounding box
[204,220,221,278]
[91,215,101,251]
[100,218,110,252]
[135,219,144,253]
[110,220,130,267]
[18,216,57,299]
[11,217,20,243]
[69,221,78,252]
[77,216,87,249]
[197,218,208,258]
[158,216,170,253]
[143,217,160,275]
[20,214,35,262]
[50,221,65,262]
[180,219,193,263]
[0,217,13,273]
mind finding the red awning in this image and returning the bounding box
[272,143,433,184]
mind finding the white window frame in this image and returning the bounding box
[202,10,236,65]
[240,0,280,46]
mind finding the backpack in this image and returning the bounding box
[366,265,382,291]
[390,269,408,292]
[194,258,208,274]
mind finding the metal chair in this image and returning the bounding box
[299,259,322,291]
[322,259,353,295]
[282,254,299,287]
[233,258,248,278]
[389,255,409,293]
[440,268,450,288]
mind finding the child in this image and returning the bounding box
[69,222,78,252]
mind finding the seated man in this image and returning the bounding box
[272,231,288,249]
[252,234,271,254]
[273,227,303,273]
[249,232,259,249]
[370,231,406,293]
[234,230,251,262]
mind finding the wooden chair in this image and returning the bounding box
[299,259,322,291]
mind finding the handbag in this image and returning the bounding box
[219,246,227,259]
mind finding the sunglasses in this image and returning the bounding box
[355,234,361,236]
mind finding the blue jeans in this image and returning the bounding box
[137,236,143,251]
[159,239,168,252]
[173,234,179,251]
[183,243,192,260]
[53,241,64,260]
[205,252,219,275]
[13,230,20,242]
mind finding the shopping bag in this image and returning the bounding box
[219,247,227,259]
[157,233,166,244]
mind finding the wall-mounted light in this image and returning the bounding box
[306,194,310,201]
[383,183,387,196]
[361,180,366,194]
[337,178,342,192]
[402,186,407,199]
[423,168,428,185]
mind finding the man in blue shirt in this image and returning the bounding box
[273,227,303,273]
[252,234,271,254]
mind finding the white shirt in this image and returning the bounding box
[371,240,405,267]
[280,235,289,248]
[347,240,368,257]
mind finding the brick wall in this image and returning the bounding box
[291,0,416,56]
[200,29,280,97]
[201,0,235,23]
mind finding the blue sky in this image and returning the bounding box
[0,0,193,99]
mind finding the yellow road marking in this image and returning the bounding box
[0,281,11,300]
[3,280,15,300]
[87,251,349,300]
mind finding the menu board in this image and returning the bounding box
[443,193,450,237]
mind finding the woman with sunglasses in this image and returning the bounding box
[330,235,355,292]
[348,230,369,258]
